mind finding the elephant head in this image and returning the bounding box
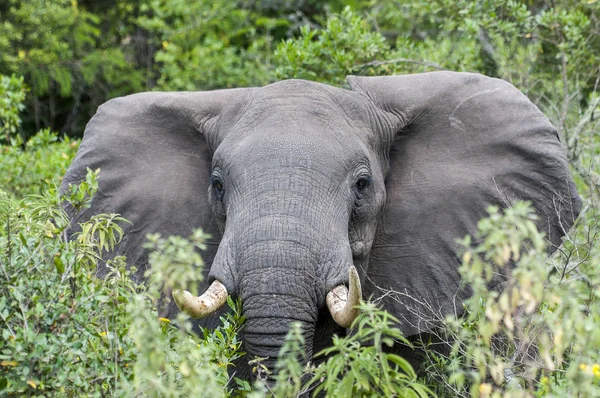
[61,72,581,379]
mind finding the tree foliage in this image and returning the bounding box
[0,0,145,137]
[0,74,25,143]
[1,0,598,143]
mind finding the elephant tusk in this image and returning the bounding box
[172,280,228,318]
[326,266,362,328]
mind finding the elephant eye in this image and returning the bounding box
[355,176,371,191]
[212,177,224,195]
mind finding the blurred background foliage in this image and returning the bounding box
[1,0,599,396]
[1,0,597,144]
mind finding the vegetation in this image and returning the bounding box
[1,0,599,396]
[0,172,242,395]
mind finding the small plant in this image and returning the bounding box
[311,302,434,397]
[115,228,246,396]
[271,322,309,397]
[269,302,435,397]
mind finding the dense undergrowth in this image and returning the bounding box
[1,1,599,396]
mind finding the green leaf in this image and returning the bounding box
[53,255,65,274]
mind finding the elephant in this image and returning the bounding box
[61,71,581,381]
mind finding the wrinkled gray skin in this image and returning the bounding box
[61,72,581,380]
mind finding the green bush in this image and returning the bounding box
[311,304,433,397]
[421,202,600,397]
[0,73,79,197]
[0,129,79,198]
[0,0,145,138]
[0,171,133,394]
[138,0,287,91]
[267,303,434,398]
[119,230,246,397]
[0,171,246,396]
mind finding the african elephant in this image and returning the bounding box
[61,71,581,380]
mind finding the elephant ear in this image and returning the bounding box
[61,89,251,284]
[347,72,581,336]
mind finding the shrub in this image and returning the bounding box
[423,202,600,397]
[117,230,246,397]
[269,303,434,398]
[0,0,145,138]
[0,171,244,396]
[0,171,134,394]
[0,129,79,198]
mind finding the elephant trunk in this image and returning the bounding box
[242,295,316,380]
[234,227,326,380]
[238,266,320,380]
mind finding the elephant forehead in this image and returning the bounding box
[214,83,377,172]
[221,128,362,172]
[227,80,373,131]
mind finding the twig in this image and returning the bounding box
[567,94,600,160]
[559,52,569,137]
[354,58,446,71]
[0,309,16,338]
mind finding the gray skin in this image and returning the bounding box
[61,72,581,381]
